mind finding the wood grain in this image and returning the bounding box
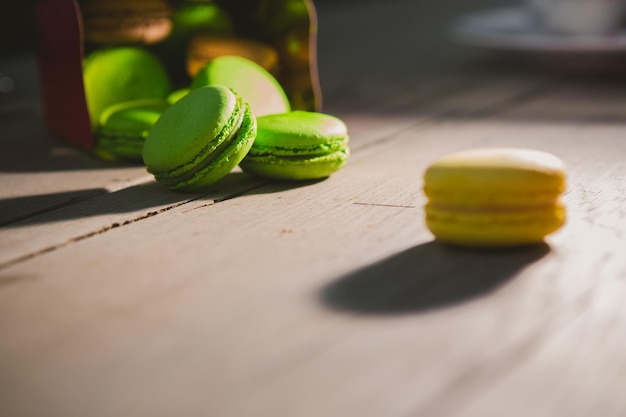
[1,93,625,416]
[1,0,625,416]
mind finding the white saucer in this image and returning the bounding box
[451,6,626,53]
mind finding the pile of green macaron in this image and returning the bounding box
[83,47,350,190]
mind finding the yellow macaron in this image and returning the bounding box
[423,147,567,247]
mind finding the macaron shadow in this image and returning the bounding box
[191,171,329,199]
[319,241,550,315]
[237,175,328,196]
[1,171,275,228]
[0,181,188,228]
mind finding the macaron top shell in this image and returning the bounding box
[253,111,348,155]
[83,47,170,128]
[143,85,245,180]
[424,148,566,208]
[191,55,290,116]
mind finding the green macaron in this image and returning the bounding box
[96,99,169,160]
[171,2,233,36]
[239,110,350,180]
[142,85,257,191]
[191,55,290,116]
[83,47,170,129]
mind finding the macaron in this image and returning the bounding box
[83,47,170,129]
[191,55,290,117]
[239,110,349,180]
[81,0,173,45]
[170,2,233,38]
[186,34,280,77]
[423,147,567,247]
[142,85,256,191]
[96,99,169,159]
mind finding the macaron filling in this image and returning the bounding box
[149,97,247,187]
[426,200,562,212]
[97,130,147,154]
[168,105,255,190]
[247,139,347,158]
[244,148,349,164]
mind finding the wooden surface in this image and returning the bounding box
[2,1,626,416]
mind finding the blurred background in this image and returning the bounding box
[1,0,509,125]
[1,0,625,146]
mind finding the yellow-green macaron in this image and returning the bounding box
[423,147,567,247]
[239,111,349,181]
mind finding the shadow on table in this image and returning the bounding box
[320,241,550,315]
[0,171,324,227]
[0,181,185,228]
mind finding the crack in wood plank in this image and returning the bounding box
[353,202,416,209]
[0,180,271,271]
[0,199,195,272]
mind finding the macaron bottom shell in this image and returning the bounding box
[96,134,146,160]
[240,148,349,181]
[425,202,566,247]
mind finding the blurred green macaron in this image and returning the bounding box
[191,55,290,117]
[142,85,257,191]
[83,47,170,129]
[240,110,349,180]
[96,99,169,160]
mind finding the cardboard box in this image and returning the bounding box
[35,0,321,150]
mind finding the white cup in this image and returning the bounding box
[528,0,626,35]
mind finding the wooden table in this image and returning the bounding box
[2,1,626,415]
